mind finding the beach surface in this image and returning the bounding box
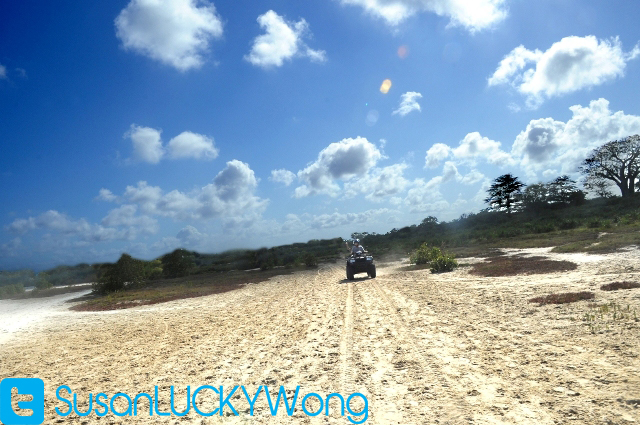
[1,248,639,424]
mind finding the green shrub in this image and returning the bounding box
[409,243,442,265]
[94,254,146,294]
[34,274,53,290]
[430,254,458,273]
[303,253,318,268]
[161,249,195,278]
[0,283,25,299]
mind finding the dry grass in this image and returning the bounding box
[529,291,595,305]
[71,268,293,311]
[469,255,578,277]
[600,281,640,291]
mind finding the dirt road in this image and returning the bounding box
[1,248,639,424]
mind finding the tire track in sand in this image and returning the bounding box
[359,277,473,424]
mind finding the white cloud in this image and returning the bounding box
[339,0,507,32]
[126,124,165,164]
[404,178,450,214]
[176,225,209,247]
[295,137,383,197]
[6,210,143,242]
[245,10,326,68]
[425,143,452,168]
[393,92,423,116]
[453,132,514,166]
[489,36,640,107]
[168,131,219,160]
[115,0,223,71]
[96,188,119,202]
[101,205,158,235]
[0,64,6,79]
[344,163,410,201]
[270,169,297,186]
[308,209,393,229]
[120,160,268,222]
[426,133,514,169]
[512,98,640,177]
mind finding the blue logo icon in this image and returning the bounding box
[0,378,45,425]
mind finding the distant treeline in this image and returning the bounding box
[355,195,640,257]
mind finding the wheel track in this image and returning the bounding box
[364,277,474,424]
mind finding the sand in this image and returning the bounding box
[0,248,639,424]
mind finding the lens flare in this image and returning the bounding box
[379,79,392,94]
[397,45,408,59]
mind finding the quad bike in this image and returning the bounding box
[346,251,376,280]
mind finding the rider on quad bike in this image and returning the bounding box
[345,239,376,280]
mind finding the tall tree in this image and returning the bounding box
[580,135,640,198]
[485,174,525,214]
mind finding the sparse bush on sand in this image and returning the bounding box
[410,243,458,273]
[429,254,458,273]
[410,243,442,265]
[600,281,640,291]
[470,255,578,277]
[529,291,594,305]
[303,252,318,268]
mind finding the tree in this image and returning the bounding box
[161,249,195,278]
[547,176,585,205]
[485,174,524,214]
[580,135,640,198]
[94,253,146,293]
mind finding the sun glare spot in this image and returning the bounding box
[380,79,392,94]
[397,45,408,59]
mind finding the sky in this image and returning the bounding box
[1,0,639,270]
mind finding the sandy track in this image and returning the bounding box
[1,249,639,424]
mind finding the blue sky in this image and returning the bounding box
[1,0,639,270]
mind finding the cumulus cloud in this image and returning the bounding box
[168,131,219,160]
[270,169,297,186]
[115,0,223,71]
[120,160,268,222]
[295,137,383,197]
[245,10,326,68]
[425,143,452,168]
[511,98,640,176]
[393,92,423,116]
[425,132,513,169]
[96,188,119,202]
[489,36,640,107]
[5,210,151,242]
[126,124,165,164]
[125,125,219,163]
[339,0,507,32]
[344,163,409,201]
[176,225,209,247]
[308,209,392,229]
[101,205,158,235]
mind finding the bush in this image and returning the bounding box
[162,249,195,278]
[303,252,318,268]
[34,274,53,290]
[601,281,640,291]
[529,291,594,305]
[94,254,146,294]
[430,253,458,273]
[410,243,442,265]
[0,283,25,299]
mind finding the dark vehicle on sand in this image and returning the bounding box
[346,251,376,280]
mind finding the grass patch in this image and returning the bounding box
[469,255,578,277]
[529,291,595,305]
[600,281,640,291]
[582,302,639,333]
[71,268,294,311]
